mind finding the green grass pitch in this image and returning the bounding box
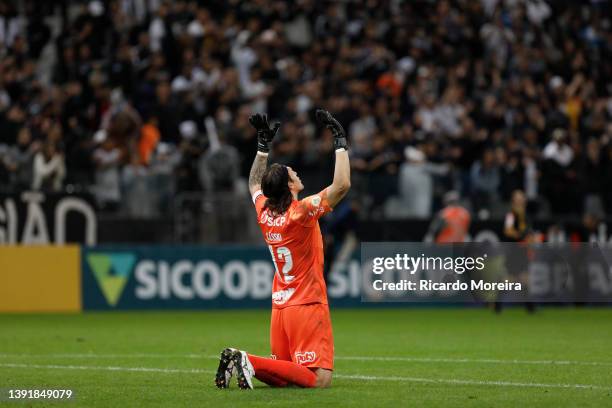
[1,308,611,407]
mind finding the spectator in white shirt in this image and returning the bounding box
[543,128,574,167]
[32,142,65,192]
[92,139,123,210]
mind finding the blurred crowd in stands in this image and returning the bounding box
[0,0,610,220]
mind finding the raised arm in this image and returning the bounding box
[247,113,280,195]
[316,109,350,208]
[248,152,268,195]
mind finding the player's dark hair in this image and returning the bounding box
[262,164,293,216]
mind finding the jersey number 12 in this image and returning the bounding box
[269,245,294,283]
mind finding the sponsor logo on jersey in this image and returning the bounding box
[272,288,295,305]
[295,351,317,365]
[266,232,282,242]
[311,196,321,207]
[260,211,286,227]
[308,206,326,217]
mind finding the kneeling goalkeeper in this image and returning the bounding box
[215,109,350,389]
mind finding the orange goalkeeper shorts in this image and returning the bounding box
[270,303,334,370]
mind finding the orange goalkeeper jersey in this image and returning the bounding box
[252,188,332,309]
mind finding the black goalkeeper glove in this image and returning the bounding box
[316,109,347,151]
[249,113,280,154]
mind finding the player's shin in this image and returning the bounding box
[247,354,317,388]
[252,371,288,387]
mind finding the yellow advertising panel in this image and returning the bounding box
[0,246,81,312]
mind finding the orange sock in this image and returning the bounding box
[252,370,288,387]
[247,354,317,388]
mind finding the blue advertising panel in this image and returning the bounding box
[81,245,361,310]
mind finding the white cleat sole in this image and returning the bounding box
[232,350,255,390]
[215,348,236,389]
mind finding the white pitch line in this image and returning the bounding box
[334,356,612,367]
[0,363,207,374]
[0,362,610,391]
[1,353,611,367]
[0,353,204,359]
[335,374,612,390]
